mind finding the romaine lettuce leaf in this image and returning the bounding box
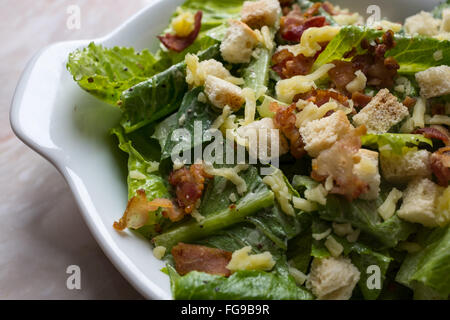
[152,166,274,250]
[314,26,450,74]
[111,127,171,238]
[67,43,161,105]
[318,193,417,249]
[432,0,450,18]
[168,265,313,300]
[243,48,272,94]
[396,226,450,299]
[310,218,392,300]
[119,44,220,133]
[361,133,433,155]
[159,87,219,166]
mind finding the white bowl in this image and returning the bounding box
[10,0,441,300]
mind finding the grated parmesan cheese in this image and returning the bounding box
[296,100,338,128]
[332,222,353,237]
[346,229,360,243]
[229,192,237,203]
[204,163,249,195]
[242,88,257,125]
[276,63,335,103]
[345,70,367,94]
[289,266,308,285]
[425,115,450,126]
[292,196,318,212]
[325,236,344,257]
[191,209,205,223]
[171,11,195,37]
[129,170,147,180]
[377,188,403,221]
[312,228,332,241]
[227,246,275,272]
[263,169,295,216]
[433,50,443,61]
[153,246,167,260]
[411,97,426,128]
[284,26,340,57]
[212,105,232,130]
[304,184,328,206]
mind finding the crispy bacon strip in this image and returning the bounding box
[413,127,450,146]
[352,92,372,108]
[312,126,369,201]
[113,190,173,231]
[169,163,212,216]
[272,49,315,79]
[329,31,400,93]
[273,103,306,159]
[402,96,417,108]
[172,243,232,276]
[430,147,450,187]
[294,89,349,107]
[281,15,327,42]
[158,11,202,52]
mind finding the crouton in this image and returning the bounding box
[220,20,259,64]
[306,257,360,300]
[381,149,431,184]
[241,0,281,29]
[404,11,441,36]
[300,110,352,157]
[204,75,245,110]
[442,8,450,33]
[353,149,380,200]
[352,89,409,134]
[237,117,289,159]
[415,66,450,99]
[397,178,443,227]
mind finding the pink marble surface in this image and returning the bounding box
[1,0,159,299]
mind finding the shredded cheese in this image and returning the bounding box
[377,188,403,221]
[304,184,328,206]
[204,163,249,195]
[226,246,276,272]
[242,88,257,125]
[312,228,332,241]
[295,100,338,128]
[436,186,450,227]
[332,222,353,237]
[129,170,147,180]
[425,115,450,126]
[262,169,295,216]
[345,70,367,94]
[293,196,318,212]
[289,266,308,285]
[276,63,335,103]
[191,209,205,223]
[325,236,344,257]
[212,105,232,130]
[171,11,195,37]
[412,97,426,128]
[285,27,341,57]
[153,246,167,260]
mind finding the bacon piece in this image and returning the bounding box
[402,96,417,108]
[328,60,358,92]
[321,1,336,15]
[430,147,450,187]
[113,190,173,231]
[172,243,232,276]
[312,126,369,201]
[352,92,372,108]
[272,49,315,79]
[281,15,327,42]
[169,163,212,216]
[413,127,450,146]
[158,11,202,52]
[303,2,322,17]
[431,103,446,115]
[273,103,306,159]
[162,201,185,222]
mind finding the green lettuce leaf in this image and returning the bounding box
[67,43,161,105]
[119,44,220,133]
[314,26,450,74]
[432,0,450,18]
[243,48,272,94]
[361,133,433,155]
[152,166,274,250]
[318,192,417,249]
[396,226,450,299]
[310,218,392,300]
[159,87,219,166]
[111,126,171,238]
[168,265,313,300]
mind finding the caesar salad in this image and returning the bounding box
[67,0,450,300]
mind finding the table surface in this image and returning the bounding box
[0,0,161,300]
